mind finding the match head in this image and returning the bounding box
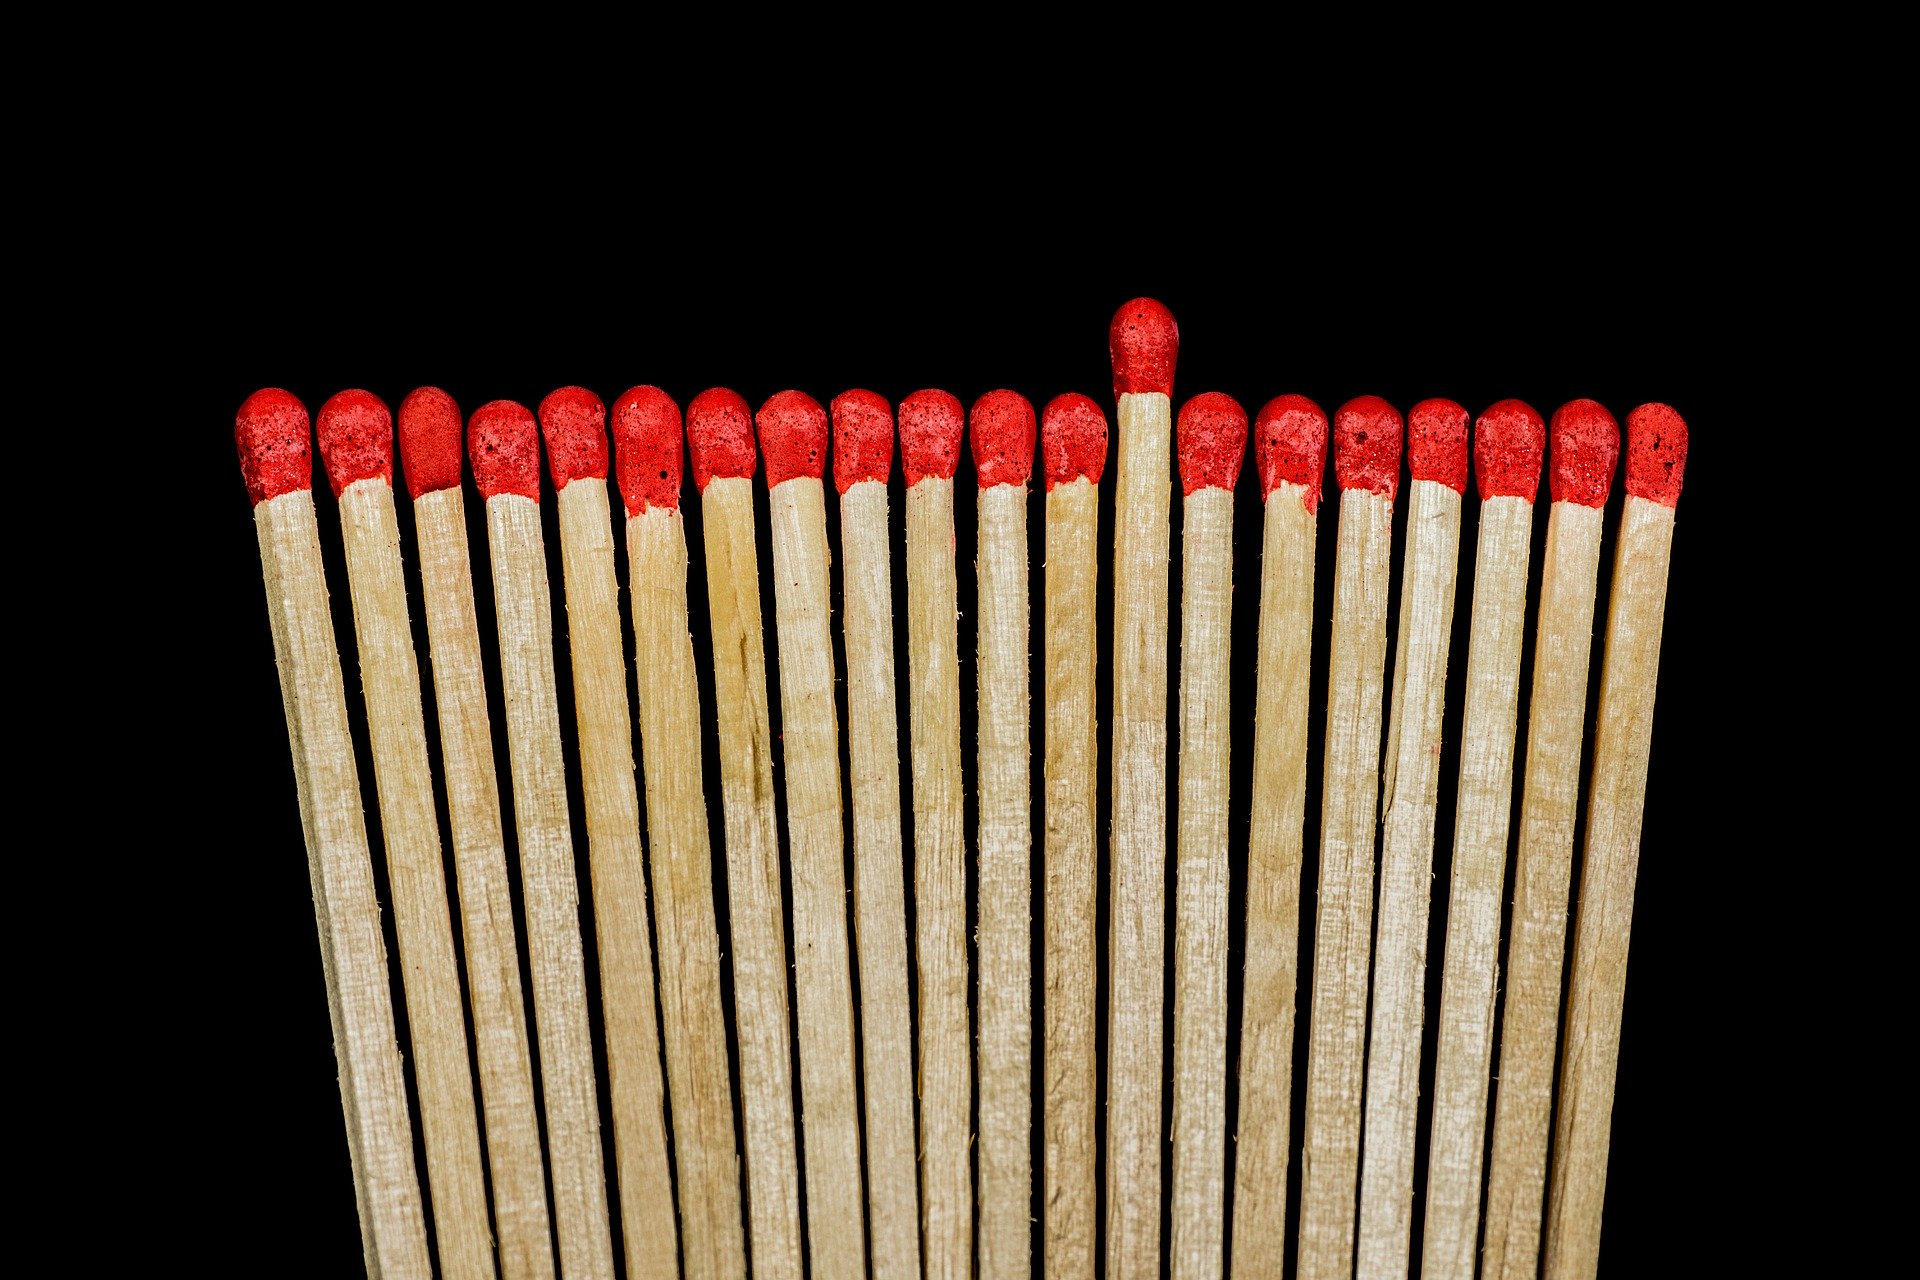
[1625,403,1688,507]
[611,385,683,514]
[1176,392,1248,495]
[1332,395,1404,498]
[1041,393,1108,490]
[1473,399,1546,502]
[235,388,311,505]
[831,389,894,493]
[397,387,465,498]
[1109,297,1179,400]
[1548,399,1619,508]
[314,389,395,498]
[1408,398,1470,494]
[468,400,542,501]
[970,390,1037,488]
[1254,394,1328,512]
[537,386,609,490]
[898,388,965,486]
[686,388,757,490]
[757,390,829,487]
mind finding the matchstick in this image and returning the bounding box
[1419,400,1545,1280]
[1478,401,1618,1280]
[610,386,748,1280]
[1542,404,1689,1280]
[1231,395,1328,1280]
[1040,391,1107,1280]
[535,387,677,1280]
[236,390,432,1279]
[397,386,555,1280]
[899,388,972,1280]
[1356,398,1467,1280]
[831,389,922,1280]
[1297,395,1403,1280]
[686,389,805,1278]
[757,390,866,1280]
[470,400,616,1279]
[972,388,1038,1280]
[1105,297,1178,1280]
[1171,392,1248,1280]
[314,391,493,1280]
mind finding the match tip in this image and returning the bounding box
[970,390,1037,488]
[468,400,542,501]
[1254,394,1329,512]
[1041,393,1108,490]
[537,386,609,490]
[1176,392,1248,495]
[898,388,965,485]
[315,390,394,499]
[1625,403,1688,507]
[831,389,894,493]
[757,390,829,487]
[1109,297,1179,400]
[1473,399,1546,502]
[235,388,312,506]
[687,388,757,490]
[1408,398,1469,494]
[397,387,464,499]
[1549,399,1619,508]
[611,386,683,514]
[1332,395,1404,498]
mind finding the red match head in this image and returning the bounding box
[1474,399,1546,502]
[397,387,464,498]
[1408,398,1469,495]
[1041,393,1108,490]
[686,388,757,490]
[970,390,1037,488]
[468,400,542,501]
[898,388,965,486]
[537,387,608,490]
[1254,394,1328,512]
[611,386,683,514]
[1109,297,1179,400]
[1332,395,1403,498]
[1176,392,1248,495]
[831,389,894,493]
[1549,399,1619,508]
[1625,403,1688,507]
[757,391,829,487]
[235,388,311,506]
[315,390,394,498]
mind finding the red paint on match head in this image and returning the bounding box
[1254,394,1329,512]
[970,390,1037,488]
[397,387,465,498]
[1408,399,1469,495]
[611,386,684,514]
[1548,399,1619,508]
[314,389,394,498]
[1041,393,1108,490]
[537,386,608,490]
[468,400,542,501]
[830,389,894,493]
[1332,396,1404,498]
[898,389,965,486]
[1473,399,1546,502]
[1176,392,1248,495]
[1625,403,1688,507]
[1109,297,1179,400]
[235,388,312,505]
[757,391,829,487]
[686,388,757,489]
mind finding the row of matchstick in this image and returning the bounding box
[235,299,1687,1280]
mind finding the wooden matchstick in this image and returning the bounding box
[1356,398,1467,1280]
[1419,400,1546,1280]
[397,387,555,1280]
[686,389,805,1278]
[1478,401,1619,1280]
[1297,395,1403,1280]
[470,400,616,1279]
[1542,404,1689,1280]
[898,388,972,1280]
[831,389,922,1280]
[1231,395,1329,1280]
[610,386,747,1280]
[1105,297,1179,1280]
[1040,392,1107,1280]
[1171,392,1248,1280]
[535,387,677,1280]
[236,389,432,1279]
[315,391,493,1280]
[757,390,866,1280]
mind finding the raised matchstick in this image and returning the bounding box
[397,386,555,1280]
[1231,395,1329,1280]
[1297,395,1403,1280]
[470,399,616,1278]
[1419,400,1546,1280]
[236,390,431,1278]
[1478,401,1618,1280]
[610,386,748,1280]
[1542,404,1688,1280]
[1170,392,1248,1280]
[314,391,493,1280]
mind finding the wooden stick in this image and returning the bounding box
[1296,396,1403,1280]
[1170,393,1248,1280]
[1543,404,1688,1280]
[612,387,748,1280]
[1478,402,1618,1280]
[471,400,616,1280]
[1230,396,1328,1280]
[399,387,555,1280]
[1419,401,1545,1280]
[831,390,922,1280]
[316,391,493,1280]
[236,390,432,1279]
